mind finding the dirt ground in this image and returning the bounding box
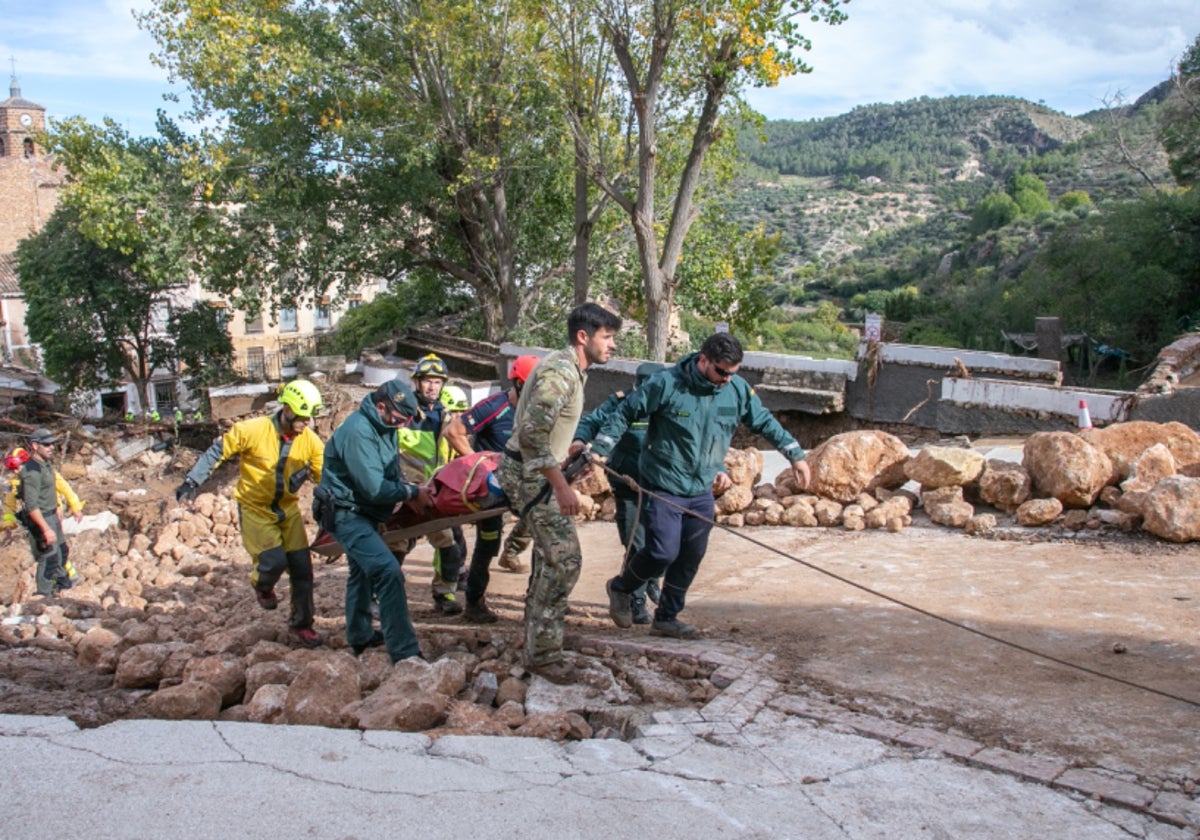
[463,518,1200,783]
[1,451,1197,788]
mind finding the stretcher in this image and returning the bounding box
[310,448,592,560]
[311,505,506,560]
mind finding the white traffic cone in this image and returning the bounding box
[1077,399,1093,430]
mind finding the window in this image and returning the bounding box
[245,313,264,334]
[153,381,177,410]
[22,138,34,157]
[279,307,298,333]
[315,305,331,329]
[247,346,266,378]
[347,297,362,309]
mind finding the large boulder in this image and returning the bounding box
[114,642,195,689]
[1022,432,1112,508]
[905,446,985,489]
[284,654,361,728]
[145,682,223,721]
[355,662,450,732]
[183,655,247,708]
[978,460,1033,513]
[1141,476,1200,542]
[1080,421,1200,481]
[806,431,910,503]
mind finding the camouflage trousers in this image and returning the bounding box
[497,455,581,667]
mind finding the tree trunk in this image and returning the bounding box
[573,137,592,305]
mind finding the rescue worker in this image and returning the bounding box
[317,379,431,662]
[19,429,74,596]
[444,354,539,623]
[591,332,809,639]
[2,446,85,584]
[176,379,326,647]
[572,361,666,624]
[497,303,621,683]
[396,354,467,615]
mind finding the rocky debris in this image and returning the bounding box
[1023,432,1112,508]
[921,486,974,528]
[6,414,1200,742]
[1141,476,1200,543]
[978,460,1033,513]
[905,446,985,489]
[1080,421,1200,482]
[1016,497,1063,527]
[807,431,911,502]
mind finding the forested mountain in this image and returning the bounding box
[725,86,1195,381]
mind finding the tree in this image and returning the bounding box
[1160,34,1200,186]
[17,207,180,407]
[970,192,1019,234]
[141,0,579,341]
[1009,172,1051,217]
[19,117,214,407]
[574,0,847,359]
[170,302,236,393]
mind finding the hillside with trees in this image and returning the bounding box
[726,39,1198,384]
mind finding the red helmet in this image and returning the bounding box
[4,447,30,472]
[508,355,540,385]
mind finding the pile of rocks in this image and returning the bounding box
[575,420,1200,543]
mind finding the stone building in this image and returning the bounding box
[0,77,382,414]
[0,77,64,368]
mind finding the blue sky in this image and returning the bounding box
[4,1,1200,139]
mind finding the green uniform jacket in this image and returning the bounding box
[574,391,647,480]
[320,395,421,524]
[591,352,804,497]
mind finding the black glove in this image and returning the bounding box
[176,478,199,504]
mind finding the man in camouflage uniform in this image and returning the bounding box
[497,303,621,683]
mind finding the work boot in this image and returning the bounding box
[255,587,279,610]
[630,596,651,625]
[529,660,577,686]
[645,579,661,604]
[606,578,632,628]
[290,627,324,648]
[433,592,464,615]
[463,600,499,624]
[351,630,385,656]
[649,618,701,640]
[497,553,526,573]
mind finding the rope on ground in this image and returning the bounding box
[594,461,1200,709]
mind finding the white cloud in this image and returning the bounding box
[3,0,165,83]
[749,0,1200,119]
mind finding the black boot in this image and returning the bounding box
[631,596,651,625]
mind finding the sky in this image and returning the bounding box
[3,0,1200,139]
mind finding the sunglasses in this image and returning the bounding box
[711,363,735,379]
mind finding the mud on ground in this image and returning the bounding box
[0,450,1197,794]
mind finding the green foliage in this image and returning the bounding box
[1160,34,1200,186]
[169,303,235,391]
[1009,172,1052,217]
[16,207,175,405]
[1057,190,1093,211]
[970,192,1020,234]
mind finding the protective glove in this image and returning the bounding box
[175,477,200,504]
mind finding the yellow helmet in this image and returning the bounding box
[278,379,323,418]
[412,354,448,381]
[439,384,469,412]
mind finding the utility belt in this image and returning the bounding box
[311,485,358,532]
[15,508,56,552]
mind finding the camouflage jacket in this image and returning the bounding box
[508,347,585,472]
